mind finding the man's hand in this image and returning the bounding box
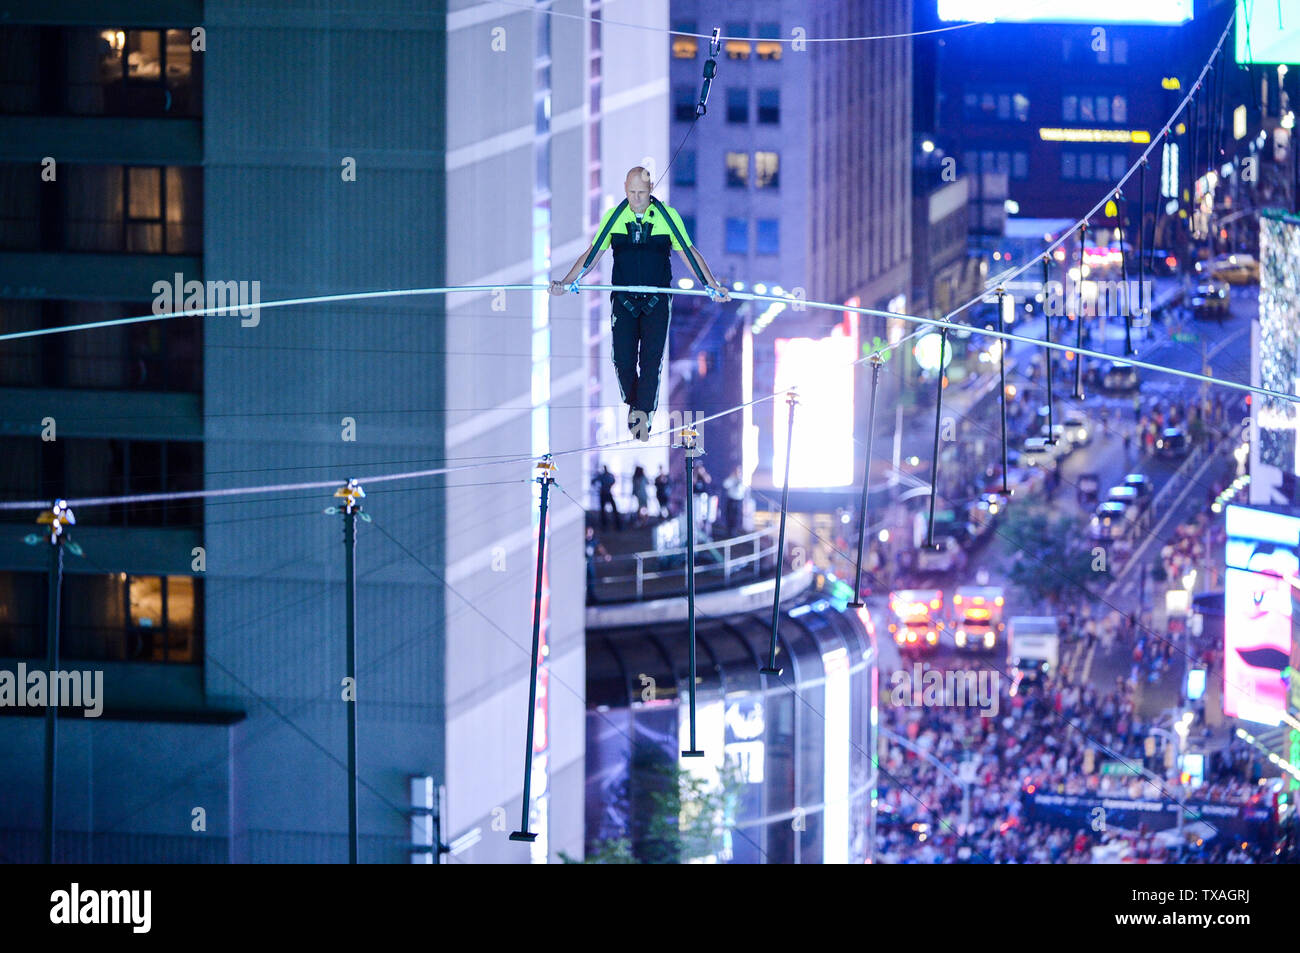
[708,283,732,303]
[548,280,569,297]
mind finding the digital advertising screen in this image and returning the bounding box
[938,0,1192,25]
[1235,0,1300,64]
[1253,212,1300,504]
[773,312,857,488]
[1223,505,1300,726]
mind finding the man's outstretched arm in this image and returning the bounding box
[549,244,606,295]
[677,246,731,301]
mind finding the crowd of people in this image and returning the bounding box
[589,462,751,538]
[873,656,1274,864]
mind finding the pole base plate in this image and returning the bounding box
[509,831,538,842]
[847,601,865,609]
[759,666,783,676]
[681,749,705,758]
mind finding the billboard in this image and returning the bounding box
[938,0,1192,24]
[1223,505,1300,726]
[773,312,857,488]
[1252,211,1300,505]
[1235,0,1300,64]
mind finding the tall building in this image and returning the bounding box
[0,0,666,864]
[668,0,912,513]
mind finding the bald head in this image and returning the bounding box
[625,166,652,213]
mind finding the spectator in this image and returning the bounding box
[631,465,649,526]
[654,465,672,518]
[722,466,748,536]
[591,465,622,531]
[584,526,611,602]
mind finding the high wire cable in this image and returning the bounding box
[483,0,1026,42]
[0,279,1288,513]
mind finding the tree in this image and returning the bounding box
[562,749,746,864]
[999,505,1108,606]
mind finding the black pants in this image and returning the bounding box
[611,292,671,414]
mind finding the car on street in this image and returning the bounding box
[1101,361,1139,392]
[1039,422,1072,450]
[917,535,967,574]
[1021,436,1061,468]
[1088,501,1130,541]
[1106,485,1141,512]
[1122,472,1152,502]
[1062,412,1090,447]
[1155,426,1189,458]
[1197,252,1258,285]
[1191,280,1230,319]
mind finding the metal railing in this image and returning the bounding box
[592,526,780,601]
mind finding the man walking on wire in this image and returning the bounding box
[549,166,730,441]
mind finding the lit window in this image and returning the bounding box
[755,151,779,189]
[725,21,751,60]
[726,151,749,188]
[673,21,698,59]
[757,22,782,60]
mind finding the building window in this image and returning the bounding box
[63,573,201,663]
[757,88,780,124]
[672,21,698,58]
[1062,149,1128,181]
[674,85,696,122]
[1097,37,1129,64]
[0,437,202,527]
[725,217,748,254]
[1064,92,1126,125]
[756,218,779,255]
[726,151,749,188]
[755,151,779,189]
[725,21,751,60]
[757,22,782,60]
[47,27,202,117]
[963,88,1029,122]
[0,570,202,664]
[674,150,696,187]
[727,87,748,123]
[0,300,201,392]
[965,148,1030,181]
[57,163,203,254]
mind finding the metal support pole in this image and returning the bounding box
[867,625,878,864]
[850,358,883,608]
[40,501,72,865]
[1139,157,1149,334]
[511,457,556,841]
[1074,223,1087,400]
[763,393,798,674]
[1117,190,1134,356]
[995,291,1010,492]
[332,479,365,863]
[1042,254,1055,441]
[682,427,704,758]
[926,327,949,549]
